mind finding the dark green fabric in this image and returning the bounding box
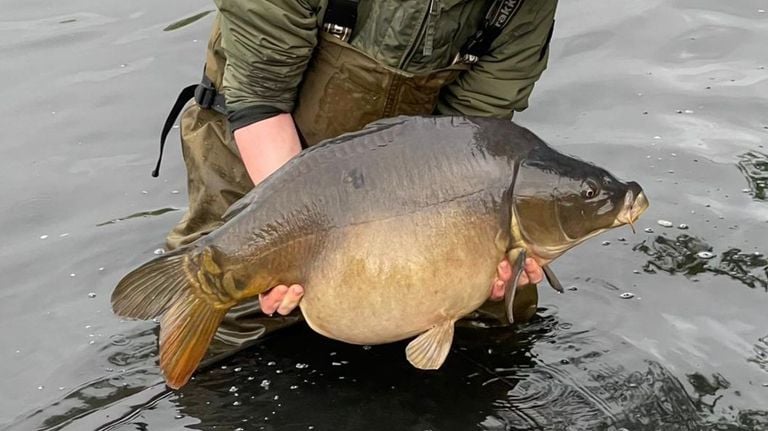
[228,105,284,131]
[213,0,558,129]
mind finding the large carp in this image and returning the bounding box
[112,116,648,389]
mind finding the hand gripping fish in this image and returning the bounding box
[112,116,648,389]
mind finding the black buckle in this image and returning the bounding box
[323,23,352,42]
[194,80,217,110]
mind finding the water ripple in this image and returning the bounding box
[0,13,117,48]
[96,207,180,227]
[749,335,768,374]
[633,234,768,290]
[738,151,768,201]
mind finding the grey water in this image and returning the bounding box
[1,0,767,430]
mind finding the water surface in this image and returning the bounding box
[1,0,767,430]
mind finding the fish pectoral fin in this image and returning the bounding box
[543,265,564,293]
[405,320,456,370]
[504,248,527,324]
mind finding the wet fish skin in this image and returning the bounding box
[111,116,648,389]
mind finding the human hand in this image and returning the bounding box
[489,257,544,301]
[259,284,304,315]
[258,257,544,316]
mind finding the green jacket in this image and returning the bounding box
[213,0,557,128]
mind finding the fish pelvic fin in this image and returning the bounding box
[543,265,564,293]
[111,247,237,389]
[406,320,455,370]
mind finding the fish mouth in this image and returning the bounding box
[615,183,649,232]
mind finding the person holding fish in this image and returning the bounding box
[154,0,557,353]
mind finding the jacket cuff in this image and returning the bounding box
[228,105,287,131]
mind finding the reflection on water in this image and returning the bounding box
[163,10,214,32]
[750,335,768,374]
[96,207,180,227]
[687,372,730,413]
[7,328,162,431]
[494,359,704,430]
[2,0,768,429]
[738,151,768,201]
[11,315,767,431]
[633,234,767,290]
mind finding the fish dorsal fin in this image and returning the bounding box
[405,320,456,370]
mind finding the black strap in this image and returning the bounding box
[194,75,228,115]
[153,84,196,177]
[325,0,359,29]
[152,76,228,177]
[460,0,525,60]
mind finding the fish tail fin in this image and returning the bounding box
[111,251,191,320]
[159,293,228,388]
[111,248,232,389]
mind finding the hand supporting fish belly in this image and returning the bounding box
[261,256,545,316]
[111,116,648,389]
[260,284,305,316]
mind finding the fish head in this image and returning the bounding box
[511,146,649,263]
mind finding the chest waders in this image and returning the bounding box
[158,0,538,350]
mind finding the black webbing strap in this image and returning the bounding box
[153,84,196,177]
[459,0,525,61]
[324,0,359,29]
[152,76,227,177]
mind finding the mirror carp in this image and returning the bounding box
[112,116,648,389]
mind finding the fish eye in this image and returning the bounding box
[581,180,600,199]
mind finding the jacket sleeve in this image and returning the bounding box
[214,0,322,130]
[436,0,557,118]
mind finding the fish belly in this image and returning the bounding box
[299,207,505,345]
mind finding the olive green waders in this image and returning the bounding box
[166,27,539,350]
